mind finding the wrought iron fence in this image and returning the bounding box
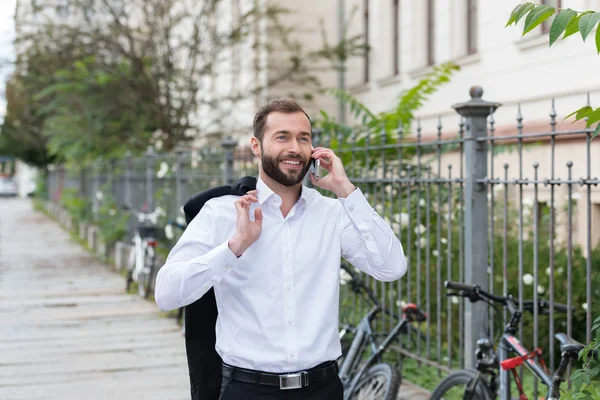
[46,86,598,380]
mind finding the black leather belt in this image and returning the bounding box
[222,361,338,390]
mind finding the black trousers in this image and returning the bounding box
[218,366,343,400]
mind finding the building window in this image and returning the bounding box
[541,0,561,33]
[426,0,434,66]
[364,0,370,82]
[467,0,477,54]
[393,0,400,75]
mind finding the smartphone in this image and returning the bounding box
[311,158,320,179]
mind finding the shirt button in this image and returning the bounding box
[285,253,290,259]
[349,205,355,212]
[290,353,295,358]
[364,236,370,240]
[288,320,293,324]
[286,285,292,291]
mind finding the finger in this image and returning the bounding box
[254,207,263,228]
[247,190,258,196]
[244,195,258,202]
[309,173,321,186]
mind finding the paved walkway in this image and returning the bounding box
[0,198,430,400]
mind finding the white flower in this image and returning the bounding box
[522,273,534,285]
[392,222,400,232]
[572,192,581,200]
[432,250,439,257]
[155,207,166,217]
[154,139,163,151]
[157,162,169,179]
[451,296,459,305]
[582,303,588,311]
[441,237,448,244]
[494,185,503,192]
[557,267,564,275]
[523,208,531,217]
[384,185,393,195]
[152,129,164,139]
[546,267,551,276]
[96,190,103,201]
[394,212,410,227]
[414,224,427,235]
[108,209,116,216]
[537,285,545,294]
[176,216,186,226]
[384,216,392,225]
[340,269,352,285]
[522,198,534,207]
[164,224,174,240]
[375,204,384,214]
[396,299,408,309]
[419,198,426,207]
[415,238,427,248]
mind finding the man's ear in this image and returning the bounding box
[250,137,261,158]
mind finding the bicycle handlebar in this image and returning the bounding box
[445,280,571,314]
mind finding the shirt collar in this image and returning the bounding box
[256,177,310,206]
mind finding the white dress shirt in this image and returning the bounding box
[154,178,407,373]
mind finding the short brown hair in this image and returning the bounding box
[253,98,311,142]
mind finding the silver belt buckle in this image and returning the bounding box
[279,371,308,390]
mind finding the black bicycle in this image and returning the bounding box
[429,280,593,400]
[338,263,427,400]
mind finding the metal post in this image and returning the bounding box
[92,159,101,218]
[452,86,500,368]
[175,149,185,209]
[145,147,155,212]
[221,137,238,185]
[124,151,132,207]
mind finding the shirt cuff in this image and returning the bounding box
[339,187,373,222]
[197,241,240,283]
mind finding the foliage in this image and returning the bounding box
[93,184,130,244]
[561,275,600,400]
[4,0,365,165]
[506,3,600,138]
[59,188,91,223]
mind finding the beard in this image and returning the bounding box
[261,150,311,187]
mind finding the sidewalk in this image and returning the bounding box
[0,198,430,400]
[0,198,189,400]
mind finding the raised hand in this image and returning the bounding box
[228,190,263,257]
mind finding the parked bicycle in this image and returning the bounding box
[338,262,427,400]
[123,204,165,298]
[429,280,591,400]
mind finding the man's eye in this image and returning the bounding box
[300,137,310,143]
[277,136,287,140]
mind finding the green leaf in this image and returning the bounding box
[579,12,600,41]
[564,14,584,39]
[586,108,600,128]
[515,3,536,26]
[506,3,533,27]
[550,9,577,46]
[596,19,600,54]
[593,124,600,140]
[523,5,556,35]
[564,106,593,121]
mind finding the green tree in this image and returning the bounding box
[506,3,600,138]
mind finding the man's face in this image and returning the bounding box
[254,111,312,187]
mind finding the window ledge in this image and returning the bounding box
[348,82,371,95]
[376,74,402,88]
[408,64,435,80]
[451,52,481,67]
[516,33,549,51]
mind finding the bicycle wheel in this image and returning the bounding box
[430,369,493,400]
[137,245,155,298]
[348,363,400,400]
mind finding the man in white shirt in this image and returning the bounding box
[155,98,407,399]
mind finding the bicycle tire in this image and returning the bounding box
[125,244,136,292]
[430,369,493,400]
[348,363,400,400]
[138,246,155,298]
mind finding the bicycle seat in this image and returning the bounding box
[555,333,585,353]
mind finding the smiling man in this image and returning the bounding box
[155,98,407,399]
